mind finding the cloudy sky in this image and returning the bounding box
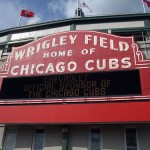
[0,0,150,31]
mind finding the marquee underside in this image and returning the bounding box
[0,101,150,124]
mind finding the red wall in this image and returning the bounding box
[0,101,150,124]
[140,68,150,95]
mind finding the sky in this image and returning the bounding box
[0,0,150,31]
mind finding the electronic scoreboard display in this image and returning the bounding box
[0,70,141,100]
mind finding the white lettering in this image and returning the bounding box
[11,66,19,76]
[97,59,106,70]
[119,41,129,51]
[81,49,88,55]
[20,65,29,75]
[36,43,41,53]
[42,40,50,49]
[67,50,73,56]
[56,62,65,72]
[85,60,94,71]
[110,39,118,51]
[30,64,35,74]
[15,50,26,60]
[52,38,58,47]
[43,52,49,58]
[60,36,67,45]
[43,50,73,58]
[85,35,92,44]
[100,37,107,48]
[45,63,55,73]
[90,48,96,54]
[121,57,131,68]
[51,51,57,57]
[10,57,132,76]
[59,51,65,57]
[36,64,44,74]
[94,36,97,46]
[109,58,119,69]
[69,35,77,44]
[26,47,35,57]
[68,61,77,72]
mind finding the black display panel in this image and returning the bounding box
[0,70,142,100]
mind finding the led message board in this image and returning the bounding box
[0,70,141,100]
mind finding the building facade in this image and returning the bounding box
[0,13,150,150]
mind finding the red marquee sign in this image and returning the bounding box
[0,31,149,104]
[0,31,149,124]
[1,31,149,76]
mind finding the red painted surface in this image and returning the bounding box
[0,101,150,124]
[140,68,150,95]
[1,31,143,77]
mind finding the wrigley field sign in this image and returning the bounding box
[4,31,139,76]
[1,30,149,100]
